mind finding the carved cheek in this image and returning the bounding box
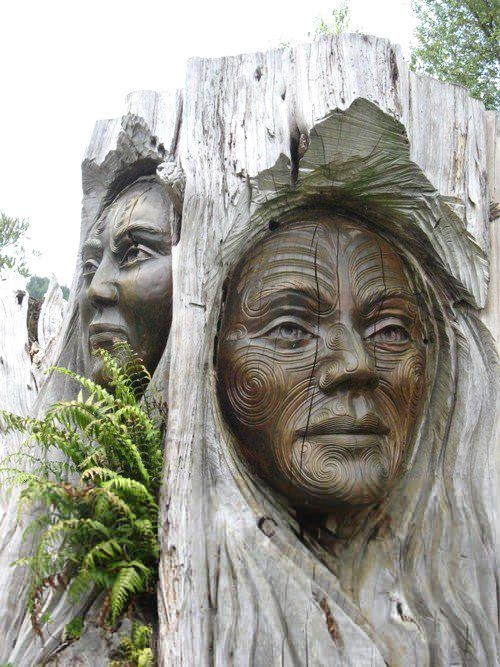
[124,258,172,307]
[375,347,426,436]
[395,349,426,420]
[221,343,287,429]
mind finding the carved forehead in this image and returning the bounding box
[107,181,170,233]
[228,217,410,301]
[84,181,171,255]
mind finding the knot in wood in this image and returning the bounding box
[258,516,277,538]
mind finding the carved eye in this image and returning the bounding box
[265,322,315,343]
[364,318,410,344]
[121,245,152,267]
[82,259,99,277]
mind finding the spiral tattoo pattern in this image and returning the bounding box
[225,351,286,426]
[216,215,429,512]
[288,437,390,505]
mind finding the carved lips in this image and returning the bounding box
[295,414,389,438]
[217,215,427,512]
[88,323,129,351]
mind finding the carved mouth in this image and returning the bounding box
[88,324,128,351]
[295,414,389,437]
[293,434,385,450]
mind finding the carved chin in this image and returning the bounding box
[89,356,113,388]
[87,345,128,389]
[282,437,394,509]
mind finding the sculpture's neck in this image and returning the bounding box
[296,504,374,551]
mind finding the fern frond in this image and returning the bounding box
[110,565,146,624]
[90,487,136,520]
[0,410,37,434]
[48,366,116,407]
[82,540,124,570]
[81,466,117,483]
[132,621,153,649]
[137,649,154,667]
[103,477,157,508]
[2,342,164,630]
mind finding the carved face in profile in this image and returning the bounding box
[217,217,427,512]
[79,179,173,386]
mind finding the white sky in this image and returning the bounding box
[0,0,416,285]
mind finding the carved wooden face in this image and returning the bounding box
[217,217,427,512]
[79,180,172,386]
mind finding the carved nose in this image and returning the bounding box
[318,324,378,393]
[86,265,119,308]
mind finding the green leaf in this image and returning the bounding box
[411,0,499,109]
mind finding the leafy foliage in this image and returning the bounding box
[411,0,499,109]
[27,275,69,301]
[109,622,154,667]
[0,211,31,277]
[280,0,351,48]
[64,616,84,640]
[0,346,166,633]
[309,1,351,39]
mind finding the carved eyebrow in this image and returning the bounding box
[111,221,167,250]
[82,237,103,258]
[256,284,334,312]
[359,287,417,316]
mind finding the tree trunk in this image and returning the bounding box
[0,280,37,656]
[0,276,67,656]
[160,34,499,666]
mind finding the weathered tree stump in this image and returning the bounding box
[1,34,498,666]
[159,34,499,667]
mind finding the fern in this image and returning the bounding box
[109,622,154,667]
[0,345,164,633]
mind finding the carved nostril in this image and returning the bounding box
[88,280,119,307]
[318,355,378,393]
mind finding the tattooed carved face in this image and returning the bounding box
[217,217,427,512]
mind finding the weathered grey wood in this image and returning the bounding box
[0,279,38,656]
[0,280,37,415]
[0,274,71,655]
[482,110,500,343]
[37,276,66,350]
[159,34,499,666]
[30,276,67,386]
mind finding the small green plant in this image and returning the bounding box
[0,211,32,277]
[109,622,154,667]
[309,1,351,39]
[0,346,165,635]
[64,616,84,641]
